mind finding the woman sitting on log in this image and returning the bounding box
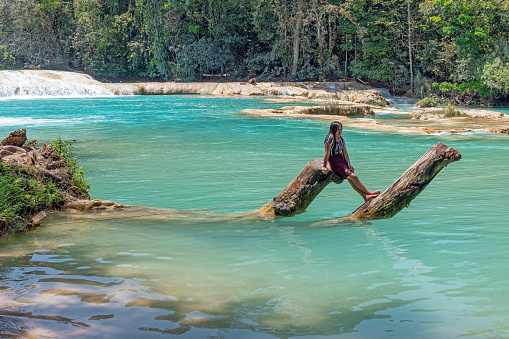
[322,121,380,202]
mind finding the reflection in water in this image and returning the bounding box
[1,208,504,338]
[0,213,409,337]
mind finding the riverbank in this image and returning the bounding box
[2,70,509,135]
[0,129,126,239]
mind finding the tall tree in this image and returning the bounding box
[0,0,74,69]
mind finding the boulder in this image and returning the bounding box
[336,89,389,105]
[1,128,27,146]
[1,142,72,181]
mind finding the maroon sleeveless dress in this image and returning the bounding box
[324,133,353,180]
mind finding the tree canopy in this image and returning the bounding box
[1,0,508,102]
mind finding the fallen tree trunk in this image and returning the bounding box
[349,142,461,219]
[258,142,461,220]
[258,159,343,217]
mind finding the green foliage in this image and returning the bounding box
[366,99,389,107]
[0,163,64,234]
[482,58,509,95]
[0,0,74,69]
[416,97,438,107]
[49,138,90,196]
[174,37,234,81]
[1,0,509,102]
[432,80,497,98]
[441,103,466,117]
[481,39,509,94]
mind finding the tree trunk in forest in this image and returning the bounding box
[408,1,414,94]
[291,5,302,77]
[258,143,461,219]
[345,48,348,78]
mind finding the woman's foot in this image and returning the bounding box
[364,193,378,202]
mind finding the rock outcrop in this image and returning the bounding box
[1,128,27,147]
[3,70,388,105]
[1,143,72,182]
[0,130,126,237]
[112,82,389,105]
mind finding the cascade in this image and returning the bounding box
[374,87,419,105]
[0,70,116,98]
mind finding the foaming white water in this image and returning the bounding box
[0,115,109,128]
[0,70,115,98]
[0,117,71,127]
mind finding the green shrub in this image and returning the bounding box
[0,137,90,237]
[440,103,467,117]
[0,163,64,234]
[49,137,90,196]
[416,97,438,107]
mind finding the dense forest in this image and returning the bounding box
[1,0,509,102]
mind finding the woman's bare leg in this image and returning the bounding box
[347,173,380,201]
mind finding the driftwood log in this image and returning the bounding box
[258,142,461,219]
[258,159,343,217]
[349,142,461,219]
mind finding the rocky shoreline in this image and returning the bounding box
[0,129,127,239]
[3,70,509,135]
[241,101,509,135]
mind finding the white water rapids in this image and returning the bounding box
[0,70,121,98]
[1,70,420,105]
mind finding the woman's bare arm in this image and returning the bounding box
[322,143,332,173]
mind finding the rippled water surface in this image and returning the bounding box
[1,96,509,338]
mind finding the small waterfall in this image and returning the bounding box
[0,70,116,98]
[374,87,419,105]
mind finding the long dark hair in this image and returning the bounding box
[328,121,342,141]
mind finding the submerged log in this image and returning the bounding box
[349,142,461,219]
[258,142,461,220]
[258,159,343,217]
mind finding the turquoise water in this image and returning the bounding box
[1,96,509,338]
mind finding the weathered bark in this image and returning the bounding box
[258,143,461,220]
[258,159,343,217]
[349,142,461,219]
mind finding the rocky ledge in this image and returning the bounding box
[241,102,509,135]
[0,129,126,238]
[3,70,389,106]
[106,81,389,105]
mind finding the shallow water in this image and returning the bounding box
[1,96,509,338]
